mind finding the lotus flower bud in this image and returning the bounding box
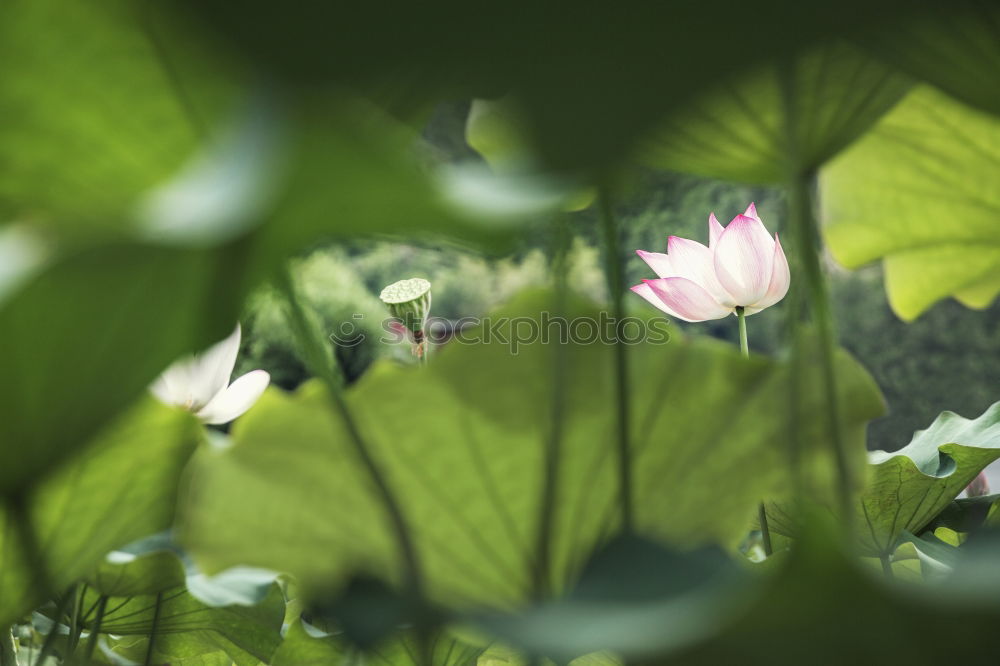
[380,278,432,358]
[966,471,990,497]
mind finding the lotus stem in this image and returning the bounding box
[534,215,570,600]
[778,62,855,537]
[83,595,108,662]
[737,306,774,557]
[144,592,163,666]
[880,552,894,579]
[7,494,52,600]
[599,186,634,532]
[278,268,429,664]
[0,626,17,666]
[34,588,74,666]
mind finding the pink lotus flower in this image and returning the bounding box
[631,203,790,322]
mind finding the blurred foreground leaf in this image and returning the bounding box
[0,243,245,492]
[173,0,917,172]
[0,0,525,251]
[822,86,1000,319]
[477,535,750,662]
[642,42,910,183]
[271,621,483,666]
[652,527,1000,665]
[0,399,199,627]
[858,1,1000,117]
[179,292,882,618]
[0,0,234,236]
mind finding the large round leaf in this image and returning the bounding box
[652,527,1000,665]
[769,402,1000,557]
[0,398,200,627]
[87,583,285,665]
[0,242,246,493]
[0,0,233,237]
[821,85,1000,319]
[169,0,922,172]
[857,1,1000,118]
[641,42,910,183]
[178,294,883,610]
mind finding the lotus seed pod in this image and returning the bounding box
[379,278,432,335]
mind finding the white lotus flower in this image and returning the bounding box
[151,324,269,425]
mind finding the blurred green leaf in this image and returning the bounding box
[478,535,752,662]
[0,0,237,236]
[821,85,1000,319]
[466,99,534,172]
[302,575,414,651]
[896,531,958,579]
[243,96,521,276]
[652,526,1000,665]
[88,547,187,598]
[463,99,595,213]
[0,100,517,494]
[0,398,199,627]
[179,292,882,612]
[857,1,1000,117]
[173,0,918,172]
[0,242,245,492]
[642,42,910,183]
[477,644,622,666]
[89,583,284,666]
[269,620,345,666]
[270,620,483,666]
[0,0,524,251]
[769,402,1000,556]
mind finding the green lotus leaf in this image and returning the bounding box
[179,292,882,612]
[0,398,199,627]
[642,42,910,183]
[821,85,1000,319]
[769,402,1000,557]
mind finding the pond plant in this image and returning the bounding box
[0,2,999,665]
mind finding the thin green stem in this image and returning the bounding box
[784,279,808,501]
[416,331,429,366]
[738,306,773,556]
[779,62,854,535]
[34,587,74,666]
[278,268,422,593]
[534,216,570,600]
[0,626,17,666]
[736,306,749,359]
[757,504,773,557]
[67,585,84,656]
[788,172,855,527]
[880,552,894,579]
[83,595,108,663]
[143,592,164,666]
[598,187,634,532]
[277,268,428,662]
[7,494,53,600]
